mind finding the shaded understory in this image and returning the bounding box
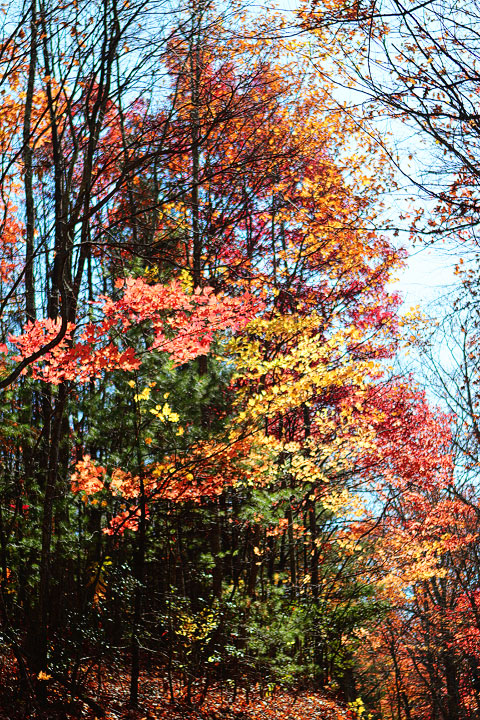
[0,653,352,720]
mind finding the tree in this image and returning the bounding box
[300,0,480,246]
[0,0,456,715]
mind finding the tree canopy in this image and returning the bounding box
[0,1,477,719]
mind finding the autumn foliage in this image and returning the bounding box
[0,0,471,719]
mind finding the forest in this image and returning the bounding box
[0,0,478,718]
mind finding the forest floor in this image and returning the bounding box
[0,653,353,720]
